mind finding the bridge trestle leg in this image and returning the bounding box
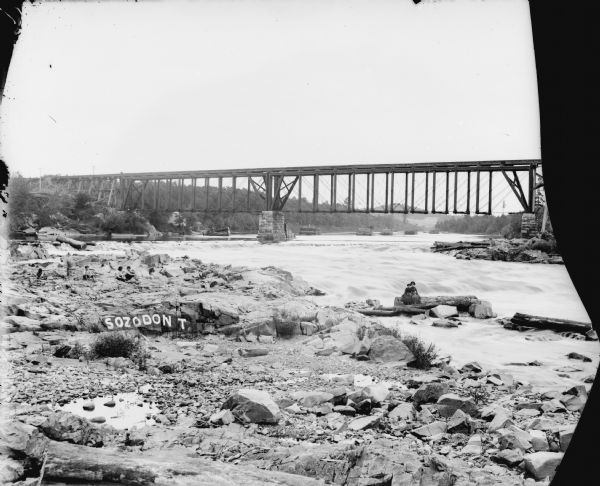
[257,210,288,244]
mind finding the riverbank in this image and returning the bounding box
[432,237,563,265]
[1,242,596,484]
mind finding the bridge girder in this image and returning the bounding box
[39,160,540,215]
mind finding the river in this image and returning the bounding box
[51,233,597,388]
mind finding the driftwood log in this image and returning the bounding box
[510,313,592,335]
[358,296,481,317]
[432,241,491,252]
[41,440,323,485]
[56,235,87,250]
[392,295,480,311]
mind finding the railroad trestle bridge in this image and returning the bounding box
[40,159,542,241]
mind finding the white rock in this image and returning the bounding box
[429,305,459,319]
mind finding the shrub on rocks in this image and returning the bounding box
[90,332,141,359]
[401,335,439,370]
[275,320,302,338]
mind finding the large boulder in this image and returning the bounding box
[523,452,564,480]
[435,393,478,417]
[558,425,575,452]
[142,253,171,267]
[412,382,449,406]
[273,300,318,323]
[468,300,496,319]
[328,319,360,354]
[222,389,281,424]
[0,419,48,460]
[368,335,415,363]
[41,411,105,447]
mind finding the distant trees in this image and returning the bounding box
[434,214,522,238]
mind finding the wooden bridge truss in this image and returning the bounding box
[40,159,541,215]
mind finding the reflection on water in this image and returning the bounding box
[59,392,158,429]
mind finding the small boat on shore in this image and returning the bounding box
[205,227,231,237]
[380,228,394,235]
[299,226,320,235]
[356,227,373,236]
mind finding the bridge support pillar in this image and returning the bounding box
[257,211,287,243]
[520,213,538,238]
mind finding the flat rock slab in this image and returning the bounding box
[348,415,380,431]
[412,421,448,438]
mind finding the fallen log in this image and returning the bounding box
[238,348,270,357]
[41,439,324,485]
[432,241,490,252]
[393,295,479,311]
[56,235,87,250]
[358,305,426,317]
[359,296,481,317]
[510,313,592,335]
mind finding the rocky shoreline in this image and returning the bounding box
[432,237,563,265]
[0,245,594,485]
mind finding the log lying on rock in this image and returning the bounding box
[41,439,324,485]
[359,305,426,317]
[392,295,480,311]
[432,241,491,252]
[510,313,593,335]
[359,296,480,317]
[56,235,87,250]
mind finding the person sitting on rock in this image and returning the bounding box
[124,266,137,282]
[82,265,94,281]
[116,266,127,282]
[400,281,421,305]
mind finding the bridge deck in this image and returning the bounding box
[51,159,539,180]
[38,159,541,215]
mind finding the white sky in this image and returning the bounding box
[0,0,540,178]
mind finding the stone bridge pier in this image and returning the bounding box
[257,211,288,243]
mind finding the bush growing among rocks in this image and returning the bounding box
[90,332,141,359]
[402,335,439,370]
[362,324,439,369]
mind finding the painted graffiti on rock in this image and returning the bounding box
[102,313,196,333]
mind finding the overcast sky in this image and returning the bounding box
[0,0,539,178]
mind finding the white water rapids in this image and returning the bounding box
[60,233,599,389]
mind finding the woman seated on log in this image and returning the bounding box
[400,281,421,305]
